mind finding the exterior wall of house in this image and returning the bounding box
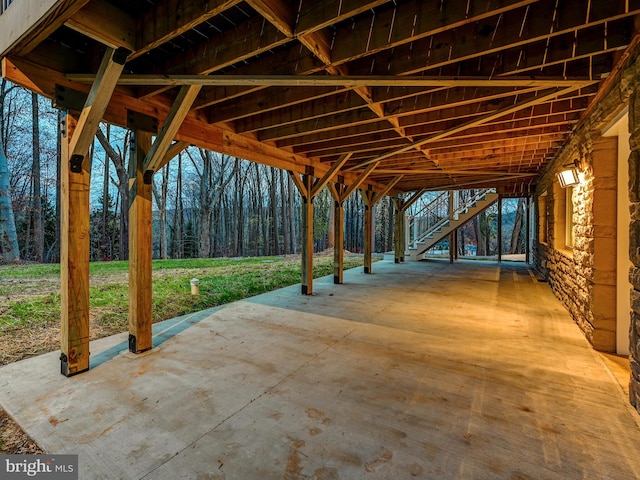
[534,134,617,352]
[535,49,640,411]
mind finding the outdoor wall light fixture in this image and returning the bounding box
[556,159,581,188]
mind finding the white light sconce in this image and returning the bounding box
[556,159,581,188]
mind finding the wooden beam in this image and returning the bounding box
[373,169,538,177]
[144,85,202,172]
[128,131,153,354]
[401,188,429,213]
[131,0,242,60]
[236,91,365,134]
[344,1,640,76]
[372,176,404,205]
[421,176,536,191]
[246,0,294,36]
[68,47,129,169]
[154,141,190,172]
[60,112,90,376]
[67,74,596,89]
[301,174,314,295]
[295,0,389,35]
[345,87,583,170]
[361,191,374,274]
[207,85,342,123]
[65,0,134,50]
[341,162,379,201]
[392,198,405,263]
[329,0,538,66]
[0,56,388,194]
[333,197,345,284]
[327,182,342,202]
[288,170,309,197]
[3,0,91,57]
[311,153,352,197]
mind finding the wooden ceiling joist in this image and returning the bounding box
[345,86,583,171]
[2,0,637,194]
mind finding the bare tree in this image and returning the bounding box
[509,198,526,254]
[0,79,20,262]
[152,165,170,259]
[30,94,43,261]
[95,126,130,260]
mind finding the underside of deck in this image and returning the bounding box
[0,260,638,479]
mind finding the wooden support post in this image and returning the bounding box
[448,190,455,264]
[59,46,127,376]
[453,230,459,260]
[60,113,90,376]
[290,169,316,295]
[392,198,404,263]
[525,196,531,264]
[300,172,314,295]
[449,232,455,264]
[128,131,153,354]
[361,190,376,274]
[328,182,348,284]
[497,197,503,263]
[333,197,344,284]
[364,202,373,273]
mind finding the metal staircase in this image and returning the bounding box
[407,189,499,260]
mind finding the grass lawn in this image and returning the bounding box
[0,254,371,365]
[0,253,375,455]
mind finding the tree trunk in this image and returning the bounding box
[30,93,44,261]
[509,198,525,254]
[279,169,289,255]
[96,127,129,260]
[101,124,111,260]
[151,166,170,260]
[54,111,62,263]
[198,149,212,258]
[269,167,279,255]
[288,174,295,253]
[160,166,169,259]
[0,145,20,262]
[173,153,184,259]
[474,215,485,256]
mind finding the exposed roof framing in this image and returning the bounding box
[1,0,639,193]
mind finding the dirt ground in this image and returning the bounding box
[0,410,43,454]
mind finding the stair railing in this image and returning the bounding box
[407,191,449,248]
[1,0,14,15]
[411,189,494,247]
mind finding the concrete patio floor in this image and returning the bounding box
[1,258,640,479]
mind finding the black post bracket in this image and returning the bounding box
[70,154,84,173]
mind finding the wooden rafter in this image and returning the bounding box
[154,141,190,172]
[69,46,129,165]
[345,86,583,171]
[144,85,201,173]
[311,153,352,197]
[2,0,637,196]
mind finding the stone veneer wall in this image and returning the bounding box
[535,135,617,352]
[535,47,640,411]
[629,66,640,410]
